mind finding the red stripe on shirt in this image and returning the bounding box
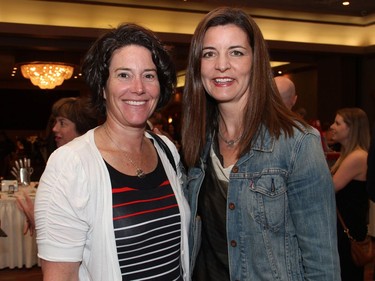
[112,186,136,193]
[112,180,170,193]
[113,193,175,208]
[113,203,179,221]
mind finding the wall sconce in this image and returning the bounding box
[20,62,74,89]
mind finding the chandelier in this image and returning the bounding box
[20,62,74,89]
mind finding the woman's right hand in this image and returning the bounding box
[16,191,35,236]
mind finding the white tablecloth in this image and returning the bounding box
[0,183,39,269]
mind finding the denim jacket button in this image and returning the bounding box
[232,166,239,173]
[229,202,235,210]
[230,240,237,247]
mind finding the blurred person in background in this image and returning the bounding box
[367,124,375,280]
[0,130,16,179]
[16,96,99,236]
[330,107,370,281]
[50,97,100,149]
[274,75,297,110]
[367,125,375,201]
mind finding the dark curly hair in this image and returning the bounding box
[81,23,176,115]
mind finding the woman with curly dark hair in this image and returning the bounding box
[35,23,190,281]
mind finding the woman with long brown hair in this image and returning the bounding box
[330,107,370,280]
[182,7,340,280]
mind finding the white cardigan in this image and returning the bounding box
[35,128,190,281]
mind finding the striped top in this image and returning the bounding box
[106,155,182,281]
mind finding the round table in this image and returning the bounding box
[0,182,39,269]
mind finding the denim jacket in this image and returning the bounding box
[187,125,341,281]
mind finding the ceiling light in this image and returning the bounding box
[342,1,350,6]
[20,62,74,89]
[271,61,290,68]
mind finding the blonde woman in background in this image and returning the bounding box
[330,107,370,281]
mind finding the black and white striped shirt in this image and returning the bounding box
[106,156,182,281]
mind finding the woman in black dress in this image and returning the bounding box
[330,107,371,280]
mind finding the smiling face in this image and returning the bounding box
[104,45,160,128]
[330,114,350,146]
[200,24,253,105]
[52,116,80,147]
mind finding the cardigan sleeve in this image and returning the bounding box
[35,146,90,262]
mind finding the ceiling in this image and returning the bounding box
[0,0,374,91]
[82,0,375,17]
[54,0,375,17]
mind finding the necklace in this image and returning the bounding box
[218,130,243,147]
[103,125,146,178]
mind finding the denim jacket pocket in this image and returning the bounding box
[248,169,287,232]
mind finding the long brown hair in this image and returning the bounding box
[181,7,304,167]
[331,107,370,174]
